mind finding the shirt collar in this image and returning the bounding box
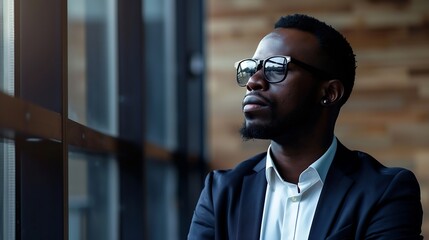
[311,137,337,183]
[265,137,337,186]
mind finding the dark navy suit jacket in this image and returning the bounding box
[188,142,423,240]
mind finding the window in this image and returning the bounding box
[0,0,13,95]
[0,139,15,240]
[0,0,205,239]
[68,0,119,238]
[143,0,206,238]
[0,0,144,239]
[0,0,14,239]
[68,0,118,136]
[68,152,119,240]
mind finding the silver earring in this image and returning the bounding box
[322,98,329,105]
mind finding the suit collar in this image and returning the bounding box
[253,155,266,172]
[236,156,267,240]
[308,142,356,240]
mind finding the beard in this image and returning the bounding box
[239,103,321,141]
[240,121,274,140]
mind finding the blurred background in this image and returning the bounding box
[0,0,428,239]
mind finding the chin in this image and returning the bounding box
[239,121,273,140]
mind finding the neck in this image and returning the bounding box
[269,130,334,184]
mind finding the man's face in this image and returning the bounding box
[240,28,326,140]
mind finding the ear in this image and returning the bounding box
[320,79,344,106]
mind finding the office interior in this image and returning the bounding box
[0,0,428,239]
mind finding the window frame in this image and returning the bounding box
[0,0,147,239]
[0,0,206,239]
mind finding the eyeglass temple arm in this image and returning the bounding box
[290,58,334,80]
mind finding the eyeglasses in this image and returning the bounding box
[234,55,334,87]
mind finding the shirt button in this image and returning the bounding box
[291,196,299,202]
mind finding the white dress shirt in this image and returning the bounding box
[259,137,337,240]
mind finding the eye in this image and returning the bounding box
[264,57,287,82]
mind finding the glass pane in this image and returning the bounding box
[68,151,119,240]
[143,0,177,149]
[68,0,118,136]
[0,139,15,240]
[1,0,15,239]
[0,0,14,95]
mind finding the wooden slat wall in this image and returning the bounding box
[207,0,429,236]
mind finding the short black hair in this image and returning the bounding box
[275,14,356,105]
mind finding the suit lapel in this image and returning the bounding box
[308,143,355,240]
[236,158,267,240]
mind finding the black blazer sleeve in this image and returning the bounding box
[188,153,267,240]
[188,171,216,240]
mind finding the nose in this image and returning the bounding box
[246,69,268,91]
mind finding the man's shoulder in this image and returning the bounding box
[209,152,266,185]
[335,143,418,186]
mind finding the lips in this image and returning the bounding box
[242,94,270,113]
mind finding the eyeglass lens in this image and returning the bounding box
[236,56,288,86]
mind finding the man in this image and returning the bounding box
[188,14,423,240]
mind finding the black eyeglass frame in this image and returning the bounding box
[234,55,335,87]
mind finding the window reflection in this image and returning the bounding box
[0,139,15,240]
[68,152,119,240]
[144,0,177,149]
[68,1,119,239]
[1,0,15,239]
[68,0,118,136]
[1,0,14,96]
